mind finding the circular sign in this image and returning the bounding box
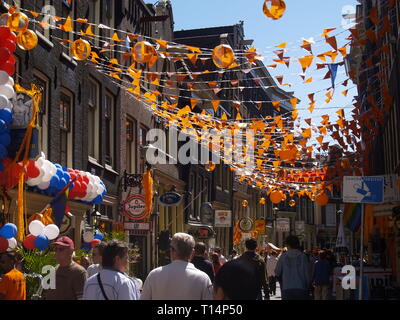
[239,217,254,232]
[122,194,147,221]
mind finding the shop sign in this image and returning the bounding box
[122,194,147,221]
[159,192,182,206]
[239,217,254,232]
[200,202,214,225]
[188,226,214,239]
[124,222,151,231]
[214,210,231,227]
[255,219,266,235]
[373,204,396,217]
[295,221,305,234]
[276,218,290,232]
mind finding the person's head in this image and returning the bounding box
[92,242,107,265]
[211,253,220,265]
[80,255,91,269]
[231,249,237,256]
[245,238,257,251]
[214,247,221,256]
[285,235,300,250]
[214,259,259,300]
[194,242,207,257]
[0,252,17,274]
[102,241,129,272]
[170,233,195,261]
[53,236,75,266]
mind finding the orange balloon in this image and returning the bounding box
[212,44,235,68]
[289,199,296,207]
[270,190,283,204]
[132,41,156,63]
[242,200,248,207]
[259,197,266,205]
[316,192,329,206]
[263,0,286,20]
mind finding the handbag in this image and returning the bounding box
[97,273,109,300]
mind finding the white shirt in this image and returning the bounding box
[219,254,227,265]
[83,269,140,300]
[87,264,101,278]
[266,255,278,277]
[140,260,213,300]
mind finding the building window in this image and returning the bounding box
[59,90,73,168]
[88,78,100,161]
[104,92,115,167]
[88,0,101,47]
[33,70,49,157]
[139,125,148,173]
[62,0,74,55]
[126,118,136,173]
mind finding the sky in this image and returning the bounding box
[153,0,360,148]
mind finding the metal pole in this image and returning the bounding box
[359,203,365,300]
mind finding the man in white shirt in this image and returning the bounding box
[83,241,139,300]
[87,242,106,278]
[141,233,213,300]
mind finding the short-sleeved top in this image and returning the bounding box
[0,269,26,300]
[45,262,87,300]
[83,269,140,300]
[87,264,102,278]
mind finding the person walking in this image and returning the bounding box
[229,249,238,260]
[83,241,140,300]
[266,251,278,296]
[0,252,26,300]
[210,253,222,275]
[214,247,227,265]
[141,233,212,300]
[312,251,333,300]
[87,242,107,278]
[238,238,270,300]
[275,235,310,300]
[191,242,215,282]
[45,236,88,300]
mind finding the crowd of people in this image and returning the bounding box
[0,232,340,300]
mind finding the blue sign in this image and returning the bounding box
[343,176,384,204]
[159,192,182,206]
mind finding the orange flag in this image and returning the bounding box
[298,55,314,72]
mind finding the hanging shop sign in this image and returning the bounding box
[200,202,214,225]
[124,222,151,232]
[295,221,305,234]
[122,194,147,221]
[188,226,215,240]
[255,219,266,235]
[239,217,254,232]
[276,218,290,232]
[214,210,232,227]
[159,192,182,206]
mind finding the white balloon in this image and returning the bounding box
[43,224,60,240]
[49,162,57,176]
[0,84,14,100]
[8,238,17,249]
[0,94,8,109]
[26,168,45,186]
[37,180,50,190]
[29,220,45,236]
[83,231,94,243]
[0,71,8,86]
[7,76,14,87]
[41,161,53,182]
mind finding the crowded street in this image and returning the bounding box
[0,0,400,307]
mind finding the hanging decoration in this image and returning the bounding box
[70,39,92,61]
[212,44,235,68]
[263,0,286,20]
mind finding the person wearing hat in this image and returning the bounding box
[45,236,88,300]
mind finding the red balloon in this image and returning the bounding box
[0,236,8,253]
[73,181,81,192]
[0,47,11,63]
[0,62,15,76]
[0,39,16,53]
[2,158,13,169]
[23,234,36,250]
[82,176,89,184]
[27,160,40,179]
[91,239,101,248]
[7,32,17,44]
[0,27,11,41]
[6,55,15,65]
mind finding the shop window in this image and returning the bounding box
[59,90,73,168]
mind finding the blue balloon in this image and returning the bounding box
[0,133,10,147]
[0,223,17,239]
[34,234,49,251]
[0,144,7,159]
[0,109,12,124]
[63,171,71,184]
[49,175,60,188]
[94,233,103,241]
[92,195,103,205]
[55,164,63,170]
[0,120,6,134]
[0,162,3,171]
[59,177,67,190]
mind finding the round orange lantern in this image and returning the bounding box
[205,161,216,172]
[8,12,29,32]
[242,200,248,207]
[315,192,329,206]
[0,13,11,26]
[212,44,235,68]
[263,0,286,20]
[17,29,38,50]
[132,41,156,63]
[70,39,92,60]
[259,197,266,205]
[289,199,296,207]
[270,190,284,204]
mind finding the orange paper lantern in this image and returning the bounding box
[8,12,29,32]
[132,41,156,63]
[17,29,38,50]
[212,44,235,68]
[70,39,92,60]
[270,190,284,204]
[259,197,266,205]
[263,0,286,20]
[316,192,329,206]
[242,200,248,207]
[289,199,296,207]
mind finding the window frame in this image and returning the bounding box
[104,91,116,168]
[126,117,137,174]
[59,88,74,168]
[88,77,100,162]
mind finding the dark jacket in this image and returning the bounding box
[191,256,215,283]
[312,259,332,285]
[238,252,269,298]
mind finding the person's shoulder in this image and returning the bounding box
[71,262,88,274]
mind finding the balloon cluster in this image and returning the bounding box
[81,231,104,251]
[23,220,60,251]
[0,12,37,51]
[0,26,17,76]
[22,153,107,204]
[0,223,18,252]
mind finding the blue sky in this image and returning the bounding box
[158,0,359,146]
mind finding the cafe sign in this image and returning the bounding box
[122,194,147,221]
[215,210,232,227]
[159,192,183,206]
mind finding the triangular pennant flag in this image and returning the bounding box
[211,100,220,113]
[60,16,73,32]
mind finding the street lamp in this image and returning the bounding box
[91,210,101,228]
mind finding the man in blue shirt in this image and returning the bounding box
[312,250,333,300]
